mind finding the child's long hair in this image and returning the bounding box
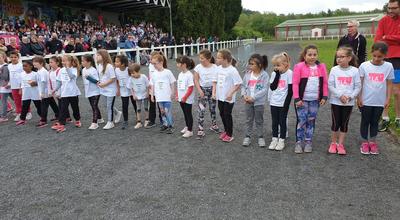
[97,49,112,75]
[50,56,62,68]
[249,53,268,71]
[271,52,291,68]
[115,54,129,71]
[218,49,238,67]
[176,55,195,70]
[299,44,318,62]
[199,49,215,64]
[63,54,80,75]
[337,46,359,67]
[371,41,388,55]
[82,54,95,68]
[0,51,7,63]
[152,53,168,68]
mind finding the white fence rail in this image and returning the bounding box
[284,34,375,41]
[20,38,263,62]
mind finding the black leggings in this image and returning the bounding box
[331,104,353,133]
[271,105,289,139]
[21,99,41,120]
[360,106,384,141]
[59,96,80,125]
[180,102,193,131]
[218,101,234,136]
[121,96,137,122]
[148,95,162,124]
[41,97,59,123]
[88,95,102,123]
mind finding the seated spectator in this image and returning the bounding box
[0,38,7,53]
[19,37,33,56]
[30,34,45,55]
[45,33,63,54]
[6,37,19,56]
[74,37,84,53]
[64,38,75,53]
[93,33,105,49]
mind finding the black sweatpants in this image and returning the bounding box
[59,96,80,125]
[41,97,59,123]
[360,106,384,141]
[88,95,102,123]
[218,101,234,137]
[271,105,289,139]
[149,95,162,124]
[121,96,137,122]
[331,104,353,133]
[21,99,41,120]
[180,102,193,131]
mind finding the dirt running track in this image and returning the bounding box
[0,42,399,219]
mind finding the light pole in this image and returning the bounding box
[168,0,173,38]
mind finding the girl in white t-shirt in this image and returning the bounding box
[96,49,121,130]
[149,53,176,134]
[8,51,29,121]
[214,49,242,142]
[0,52,11,122]
[115,54,137,129]
[176,56,195,138]
[81,54,103,130]
[328,47,361,155]
[51,55,82,133]
[358,42,394,155]
[267,53,293,150]
[193,49,219,139]
[16,61,41,126]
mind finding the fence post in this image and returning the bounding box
[136,47,140,63]
[190,44,194,56]
[212,42,215,52]
[183,44,186,56]
[197,44,200,54]
[163,45,167,57]
[174,45,178,59]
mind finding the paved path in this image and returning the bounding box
[0,42,399,219]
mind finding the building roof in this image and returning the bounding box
[276,13,384,28]
[62,0,169,12]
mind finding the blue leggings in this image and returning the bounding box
[295,100,319,142]
[158,101,173,127]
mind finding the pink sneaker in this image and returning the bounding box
[369,142,379,155]
[0,117,8,123]
[360,142,370,155]
[219,132,227,140]
[16,120,26,126]
[328,142,337,154]
[222,135,234,142]
[337,144,346,155]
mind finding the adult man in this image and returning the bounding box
[45,33,63,54]
[375,0,400,131]
[334,20,367,66]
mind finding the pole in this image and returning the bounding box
[168,0,173,38]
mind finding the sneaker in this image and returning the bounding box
[75,121,82,128]
[328,142,337,154]
[369,142,379,155]
[26,112,32,120]
[242,137,251,147]
[210,125,220,133]
[258,138,266,148]
[103,121,115,130]
[268,137,278,150]
[88,123,99,130]
[275,138,286,151]
[337,144,346,155]
[180,127,188,134]
[144,120,150,127]
[97,118,105,124]
[197,130,205,139]
[36,121,48,128]
[182,130,193,138]
[14,114,20,122]
[66,118,72,123]
[295,142,303,154]
[57,125,66,133]
[121,121,128,130]
[219,132,227,140]
[134,122,143,129]
[222,135,234,142]
[378,119,390,132]
[160,125,168,133]
[145,121,156,128]
[50,117,58,122]
[0,117,8,123]
[16,120,26,126]
[51,122,61,130]
[114,111,122,123]
[304,141,313,153]
[360,142,370,155]
[166,126,175,134]
[395,119,400,130]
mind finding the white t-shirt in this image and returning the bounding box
[56,67,81,97]
[82,67,100,98]
[269,69,293,107]
[0,64,11,93]
[248,73,260,98]
[21,71,40,100]
[115,67,130,97]
[194,64,217,87]
[359,61,395,107]
[148,63,156,81]
[49,68,60,96]
[149,68,176,102]
[37,67,49,97]
[216,65,242,103]
[328,66,361,106]
[127,74,149,100]
[8,62,23,89]
[177,71,195,104]
[98,63,117,97]
[303,65,320,101]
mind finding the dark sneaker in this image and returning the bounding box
[121,121,128,130]
[378,120,390,132]
[145,121,156,129]
[395,119,400,130]
[166,126,175,134]
[160,125,168,133]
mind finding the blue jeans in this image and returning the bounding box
[158,101,173,127]
[295,100,319,142]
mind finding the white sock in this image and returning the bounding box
[382,116,390,121]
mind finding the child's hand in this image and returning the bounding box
[18,89,22,95]
[295,100,303,107]
[225,95,233,102]
[211,94,216,100]
[340,95,348,104]
[116,90,120,97]
[198,90,204,98]
[182,97,187,103]
[97,82,104,88]
[320,99,326,106]
[133,95,138,101]
[357,99,363,108]
[384,99,390,109]
[28,80,37,87]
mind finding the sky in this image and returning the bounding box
[242,0,388,14]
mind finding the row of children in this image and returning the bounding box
[0,41,394,155]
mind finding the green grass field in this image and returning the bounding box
[299,38,400,136]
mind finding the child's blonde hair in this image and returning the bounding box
[97,49,113,75]
[63,54,80,75]
[271,52,291,68]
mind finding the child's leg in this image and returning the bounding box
[69,96,80,121]
[207,88,218,126]
[245,103,255,137]
[164,102,173,127]
[106,96,115,122]
[270,106,280,138]
[148,95,156,123]
[94,96,102,120]
[121,96,129,122]
[158,102,167,126]
[49,97,59,119]
[180,102,188,127]
[254,105,265,138]
[360,106,372,141]
[304,100,319,142]
[295,102,308,143]
[32,100,42,117]
[144,98,149,121]
[218,101,226,131]
[41,98,50,122]
[224,102,234,137]
[0,93,8,117]
[197,90,207,130]
[369,107,384,141]
[185,103,193,131]
[279,106,288,140]
[129,96,137,113]
[20,100,31,120]
[88,96,97,123]
[338,106,353,145]
[330,104,341,143]
[136,99,143,123]
[11,89,22,114]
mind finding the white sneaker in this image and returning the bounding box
[97,118,105,124]
[88,123,99,130]
[26,112,32,120]
[114,111,122,123]
[275,138,286,151]
[134,122,143,129]
[103,121,115,130]
[182,130,193,138]
[268,137,278,150]
[180,127,188,134]
[144,120,149,127]
[14,114,21,122]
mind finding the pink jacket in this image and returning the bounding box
[292,62,329,102]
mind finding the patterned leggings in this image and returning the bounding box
[197,86,217,130]
[295,100,319,143]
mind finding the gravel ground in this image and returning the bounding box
[0,42,399,220]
